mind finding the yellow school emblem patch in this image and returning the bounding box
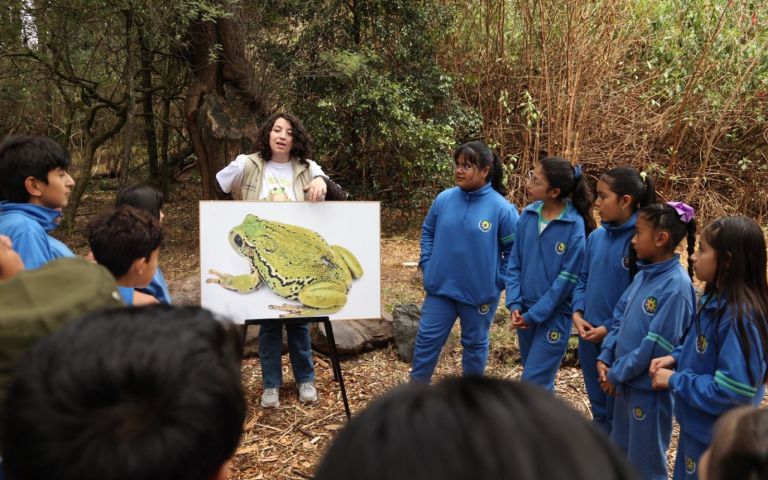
[478,304,491,315]
[478,220,492,232]
[696,335,707,354]
[547,330,561,344]
[555,242,567,255]
[633,407,645,421]
[642,297,658,316]
[686,456,696,474]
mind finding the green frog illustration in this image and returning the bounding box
[266,186,291,202]
[206,215,364,317]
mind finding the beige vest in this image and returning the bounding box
[242,153,313,201]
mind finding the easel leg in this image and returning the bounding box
[323,319,351,420]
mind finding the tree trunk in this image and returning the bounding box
[137,23,159,186]
[61,105,128,233]
[119,9,136,188]
[180,1,265,200]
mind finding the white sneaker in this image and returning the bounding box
[261,388,280,408]
[298,382,318,403]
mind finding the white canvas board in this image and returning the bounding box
[200,201,381,323]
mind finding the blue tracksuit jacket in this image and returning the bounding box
[505,200,586,323]
[572,213,638,328]
[420,183,518,306]
[670,295,766,445]
[0,202,74,270]
[138,268,173,305]
[598,255,696,387]
[572,213,637,431]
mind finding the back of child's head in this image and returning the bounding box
[0,305,245,480]
[0,135,72,203]
[600,167,657,212]
[539,157,596,235]
[115,185,164,220]
[313,377,638,480]
[638,203,696,278]
[698,216,768,383]
[704,406,768,480]
[87,205,164,279]
[454,141,508,196]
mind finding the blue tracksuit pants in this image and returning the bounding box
[612,384,674,480]
[673,431,707,480]
[517,310,570,391]
[410,293,499,383]
[578,337,614,434]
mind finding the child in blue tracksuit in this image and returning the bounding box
[410,141,518,383]
[649,216,768,480]
[115,185,172,305]
[598,202,698,480]
[0,136,76,270]
[506,157,595,391]
[572,167,657,434]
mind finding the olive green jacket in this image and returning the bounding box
[0,257,124,403]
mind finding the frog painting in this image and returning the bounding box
[206,215,364,317]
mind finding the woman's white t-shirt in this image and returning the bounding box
[215,154,325,200]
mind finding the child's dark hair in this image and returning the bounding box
[696,216,768,383]
[707,406,768,480]
[87,205,164,279]
[256,112,313,164]
[637,203,696,278]
[0,305,245,480]
[116,185,164,220]
[601,167,658,279]
[0,135,72,203]
[453,141,508,195]
[539,157,596,235]
[313,377,638,480]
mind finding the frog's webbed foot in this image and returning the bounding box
[268,304,343,318]
[206,269,261,294]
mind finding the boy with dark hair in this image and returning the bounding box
[0,306,246,480]
[0,135,76,270]
[87,205,164,305]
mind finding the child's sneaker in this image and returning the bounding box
[297,382,318,403]
[261,388,280,408]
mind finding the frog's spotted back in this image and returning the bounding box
[208,215,364,317]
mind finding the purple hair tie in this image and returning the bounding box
[574,165,582,179]
[667,201,695,223]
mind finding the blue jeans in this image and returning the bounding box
[258,322,315,388]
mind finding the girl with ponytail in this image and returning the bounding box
[505,157,592,391]
[410,141,519,383]
[572,167,656,434]
[597,202,698,480]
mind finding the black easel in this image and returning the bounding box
[243,316,351,420]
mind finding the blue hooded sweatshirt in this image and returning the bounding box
[572,213,638,328]
[420,182,518,306]
[670,295,767,444]
[505,200,586,324]
[598,255,696,389]
[0,202,74,270]
[138,268,173,305]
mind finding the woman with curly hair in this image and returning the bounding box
[214,112,344,409]
[215,112,344,202]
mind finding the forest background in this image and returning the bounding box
[1,0,767,229]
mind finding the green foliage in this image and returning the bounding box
[255,0,479,208]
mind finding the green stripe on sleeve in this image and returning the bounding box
[645,332,674,353]
[557,275,578,284]
[715,371,758,398]
[500,233,515,243]
[559,271,579,281]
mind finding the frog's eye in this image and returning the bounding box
[233,234,244,248]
